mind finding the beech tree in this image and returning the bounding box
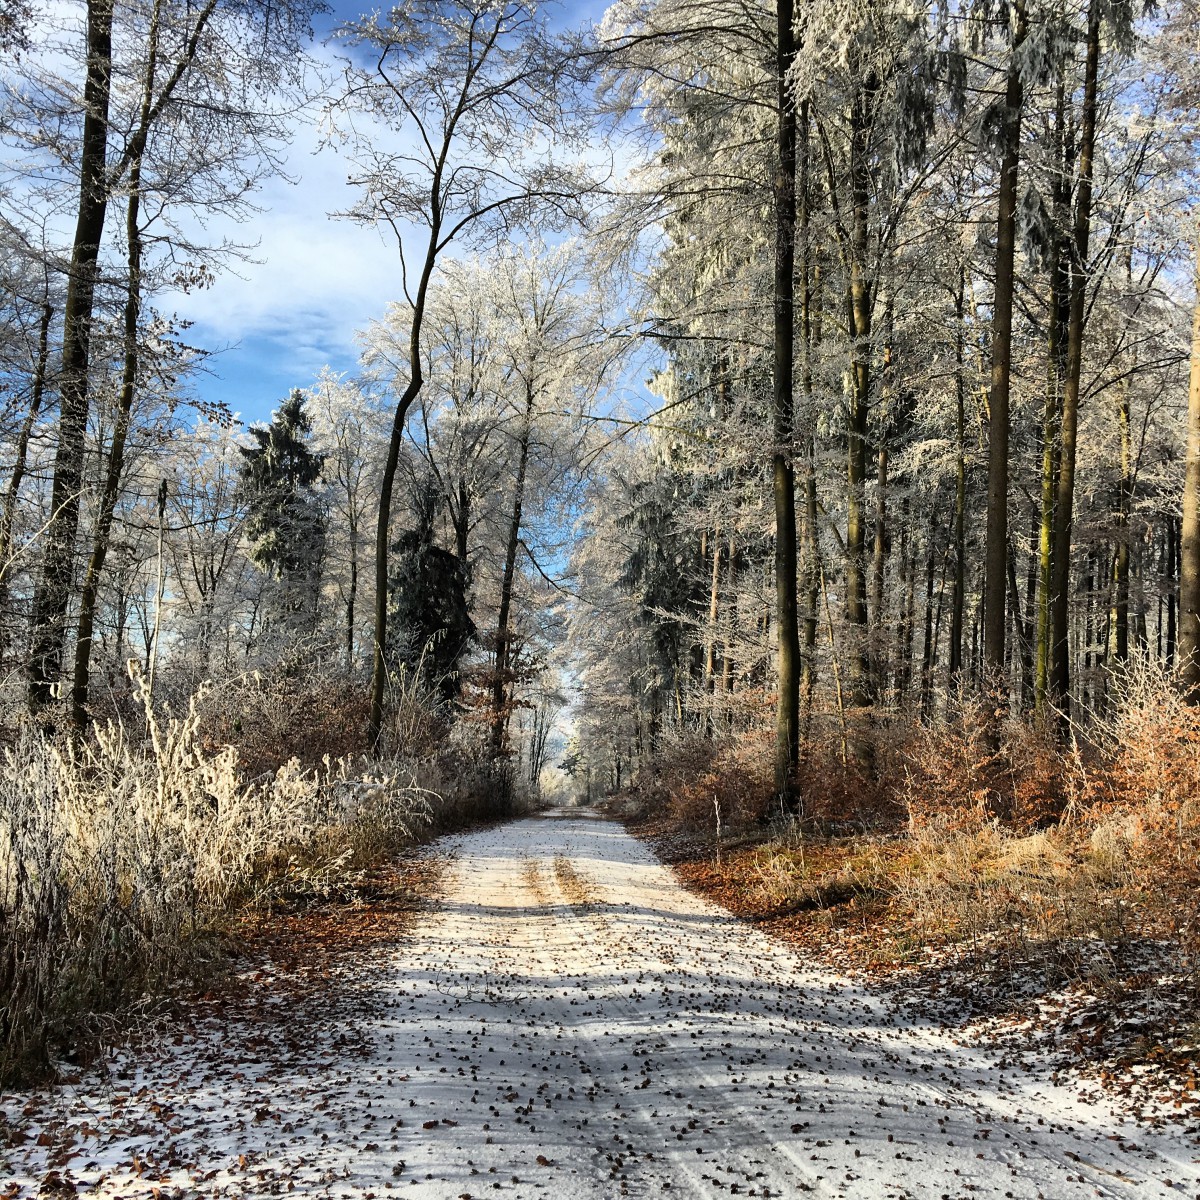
[4,0,320,719]
[331,0,595,750]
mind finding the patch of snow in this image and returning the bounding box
[3,816,1198,1198]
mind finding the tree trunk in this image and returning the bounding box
[1112,386,1131,665]
[346,515,358,670]
[920,518,937,719]
[949,273,967,682]
[71,170,144,726]
[983,0,1028,689]
[1181,231,1200,697]
[772,0,801,800]
[491,387,534,756]
[846,73,878,722]
[29,0,115,713]
[1007,535,1033,703]
[1049,0,1101,722]
[703,530,724,731]
[798,99,819,712]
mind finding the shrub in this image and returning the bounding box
[0,667,448,1084]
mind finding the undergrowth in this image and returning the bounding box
[0,666,527,1085]
[614,659,1200,1117]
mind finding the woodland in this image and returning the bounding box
[1,0,1200,1119]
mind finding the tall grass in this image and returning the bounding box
[0,667,492,1084]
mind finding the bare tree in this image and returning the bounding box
[331,0,593,750]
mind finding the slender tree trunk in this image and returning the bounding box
[491,387,534,756]
[1007,535,1033,703]
[798,99,819,711]
[896,496,915,700]
[1036,218,1068,708]
[346,516,358,670]
[1049,0,1101,722]
[703,529,723,733]
[29,0,115,712]
[1168,513,1179,666]
[846,73,878,722]
[147,478,167,704]
[370,236,448,748]
[920,520,937,720]
[949,273,967,682]
[870,440,889,693]
[1112,386,1131,664]
[772,0,801,799]
[869,295,894,694]
[1180,229,1200,697]
[0,298,52,658]
[71,172,145,726]
[983,0,1028,689]
[723,536,737,703]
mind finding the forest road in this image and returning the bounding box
[5,814,1199,1200]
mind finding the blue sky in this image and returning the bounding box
[175,0,618,429]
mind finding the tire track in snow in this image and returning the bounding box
[2,813,1196,1199]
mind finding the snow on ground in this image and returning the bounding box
[3,812,1199,1199]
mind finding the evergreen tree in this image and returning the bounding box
[239,390,327,639]
[388,482,474,706]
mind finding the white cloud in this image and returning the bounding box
[168,106,403,377]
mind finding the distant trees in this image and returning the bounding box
[331,0,594,750]
[362,242,604,756]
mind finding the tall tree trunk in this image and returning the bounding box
[29,0,115,713]
[0,298,53,658]
[845,74,877,722]
[1007,535,1033,703]
[949,273,967,682]
[491,387,534,755]
[869,294,895,694]
[1049,0,1101,721]
[370,236,449,748]
[920,517,937,719]
[896,496,915,699]
[1035,140,1070,711]
[798,99,819,711]
[71,171,144,726]
[1112,385,1132,665]
[1180,225,1200,695]
[703,529,723,733]
[870,441,889,692]
[723,536,737,703]
[346,510,358,670]
[983,0,1028,689]
[772,0,801,800]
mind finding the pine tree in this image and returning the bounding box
[387,482,473,706]
[238,390,326,641]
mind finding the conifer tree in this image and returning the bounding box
[238,391,326,642]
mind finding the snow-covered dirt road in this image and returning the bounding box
[4,813,1198,1199]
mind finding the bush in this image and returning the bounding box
[0,665,493,1085]
[620,729,774,831]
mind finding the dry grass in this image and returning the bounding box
[626,660,1200,1121]
[0,665,521,1085]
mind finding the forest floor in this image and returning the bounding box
[2,812,1198,1200]
[634,816,1200,1137]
